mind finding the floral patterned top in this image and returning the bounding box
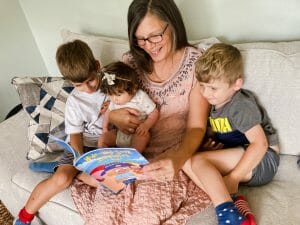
[124,46,201,158]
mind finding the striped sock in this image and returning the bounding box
[233,195,257,225]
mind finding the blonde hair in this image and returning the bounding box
[56,39,97,83]
[195,43,243,85]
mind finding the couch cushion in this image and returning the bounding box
[234,41,300,155]
[12,169,77,212]
[12,76,74,160]
[61,29,129,66]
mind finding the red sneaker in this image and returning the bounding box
[233,195,257,225]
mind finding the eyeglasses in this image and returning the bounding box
[135,24,169,47]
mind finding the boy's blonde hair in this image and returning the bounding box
[56,39,97,83]
[195,43,243,85]
[99,61,139,96]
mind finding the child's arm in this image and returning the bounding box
[70,133,84,155]
[136,108,159,135]
[223,124,268,193]
[102,108,111,133]
[100,100,110,116]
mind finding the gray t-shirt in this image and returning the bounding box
[209,89,279,147]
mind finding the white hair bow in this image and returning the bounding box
[102,72,116,85]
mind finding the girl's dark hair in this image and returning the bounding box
[99,61,139,95]
[127,0,190,74]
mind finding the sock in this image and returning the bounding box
[18,207,34,224]
[233,195,257,225]
[29,161,58,173]
[215,201,250,225]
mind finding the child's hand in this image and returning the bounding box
[201,138,224,151]
[100,101,110,115]
[136,123,149,136]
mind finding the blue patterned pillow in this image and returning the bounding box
[12,76,74,160]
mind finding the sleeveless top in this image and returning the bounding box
[124,46,201,158]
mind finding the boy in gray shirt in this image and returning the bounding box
[185,43,279,225]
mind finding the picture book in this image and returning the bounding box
[49,135,149,194]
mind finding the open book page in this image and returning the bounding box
[49,135,149,193]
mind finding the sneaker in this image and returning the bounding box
[233,195,257,225]
[13,218,31,225]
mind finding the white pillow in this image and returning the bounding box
[61,29,220,65]
[61,29,129,66]
[234,41,300,155]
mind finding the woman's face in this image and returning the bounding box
[135,13,173,63]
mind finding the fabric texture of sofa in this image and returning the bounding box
[0,30,299,225]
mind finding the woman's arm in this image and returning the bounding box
[102,109,110,133]
[143,82,210,180]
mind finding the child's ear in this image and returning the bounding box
[95,60,101,70]
[233,78,243,91]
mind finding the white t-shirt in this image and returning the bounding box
[108,89,156,147]
[109,89,156,117]
[65,89,107,147]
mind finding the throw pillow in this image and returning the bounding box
[61,29,130,66]
[12,76,74,160]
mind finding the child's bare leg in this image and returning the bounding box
[191,153,232,206]
[98,130,117,148]
[77,172,98,187]
[191,148,253,225]
[131,132,150,153]
[24,165,78,214]
[182,159,206,191]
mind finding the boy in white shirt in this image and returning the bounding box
[14,39,108,225]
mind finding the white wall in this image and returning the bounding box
[0,0,48,121]
[1,0,299,121]
[19,0,300,75]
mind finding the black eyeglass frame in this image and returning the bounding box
[135,24,169,47]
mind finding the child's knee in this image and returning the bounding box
[50,172,73,188]
[191,153,209,170]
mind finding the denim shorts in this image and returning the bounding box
[242,147,280,186]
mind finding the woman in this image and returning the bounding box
[71,0,211,224]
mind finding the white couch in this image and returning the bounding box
[0,30,299,225]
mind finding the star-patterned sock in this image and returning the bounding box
[215,201,250,225]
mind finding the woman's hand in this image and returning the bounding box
[142,150,185,181]
[109,108,141,134]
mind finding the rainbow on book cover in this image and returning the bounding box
[49,135,149,193]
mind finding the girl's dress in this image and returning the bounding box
[70,46,211,225]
